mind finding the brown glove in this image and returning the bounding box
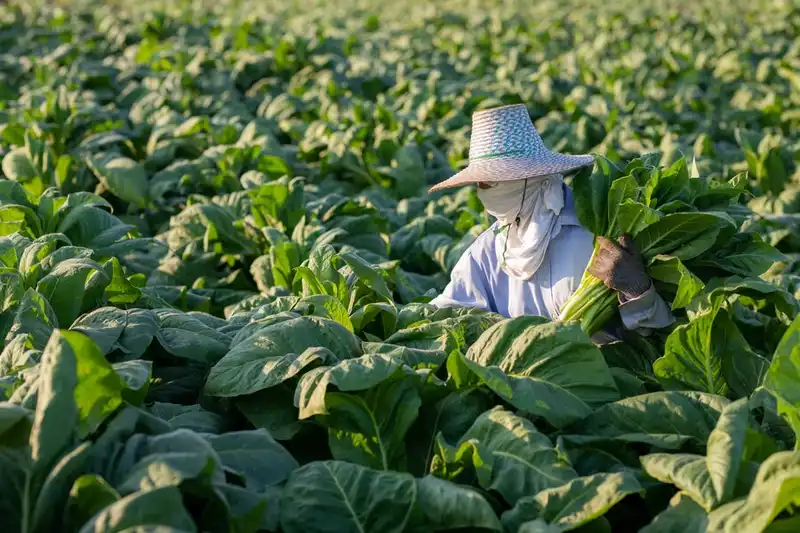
[588,234,651,300]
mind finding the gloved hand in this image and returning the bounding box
[588,234,651,300]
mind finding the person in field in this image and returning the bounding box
[428,104,674,336]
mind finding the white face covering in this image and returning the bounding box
[477,174,565,280]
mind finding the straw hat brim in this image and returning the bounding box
[428,152,595,193]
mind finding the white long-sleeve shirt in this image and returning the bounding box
[430,187,675,335]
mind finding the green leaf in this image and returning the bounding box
[303,244,345,297]
[109,429,225,493]
[648,255,705,310]
[361,342,445,370]
[281,460,500,533]
[457,317,619,428]
[323,376,421,471]
[562,391,729,450]
[763,314,800,439]
[406,388,493,477]
[299,294,354,331]
[2,146,39,182]
[616,199,662,236]
[86,153,149,209]
[572,160,615,236]
[148,402,225,434]
[70,307,127,354]
[65,474,121,532]
[280,461,417,533]
[0,447,31,533]
[116,310,159,358]
[639,492,708,533]
[501,471,643,532]
[0,403,32,445]
[104,258,142,305]
[433,407,577,506]
[33,330,125,471]
[206,315,360,398]
[640,399,751,511]
[295,353,407,419]
[705,451,800,532]
[388,144,426,199]
[7,288,58,350]
[411,475,503,532]
[339,251,393,303]
[233,385,305,441]
[715,312,770,399]
[695,277,798,322]
[351,302,399,337]
[113,360,152,405]
[706,398,750,505]
[205,429,298,490]
[695,233,788,278]
[635,212,734,259]
[654,304,728,395]
[154,309,231,364]
[77,486,197,533]
[32,441,94,533]
[36,258,107,326]
[606,176,640,238]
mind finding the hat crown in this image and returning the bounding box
[468,104,546,162]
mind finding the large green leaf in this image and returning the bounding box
[406,388,494,477]
[433,407,577,506]
[205,429,298,490]
[113,360,152,405]
[640,399,751,511]
[562,391,729,450]
[280,461,501,533]
[33,330,125,468]
[635,212,735,259]
[36,258,107,327]
[654,304,728,395]
[77,486,197,533]
[648,255,705,310]
[107,429,226,493]
[7,288,58,350]
[0,330,127,533]
[763,314,800,440]
[456,317,619,428]
[86,153,149,209]
[148,402,225,434]
[206,315,361,397]
[154,309,231,364]
[70,307,128,354]
[639,492,708,533]
[280,461,419,533]
[339,251,393,303]
[65,474,121,532]
[323,377,422,470]
[501,471,643,532]
[705,451,800,532]
[2,146,39,183]
[295,353,407,418]
[411,475,503,532]
[572,160,615,236]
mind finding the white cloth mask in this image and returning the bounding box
[477,174,565,280]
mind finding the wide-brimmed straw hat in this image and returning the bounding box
[429,104,595,192]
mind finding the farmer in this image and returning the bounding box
[428,104,674,336]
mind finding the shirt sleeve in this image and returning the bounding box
[617,284,675,335]
[429,248,493,312]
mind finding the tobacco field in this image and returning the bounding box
[1,0,799,531]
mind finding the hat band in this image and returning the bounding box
[471,149,530,161]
